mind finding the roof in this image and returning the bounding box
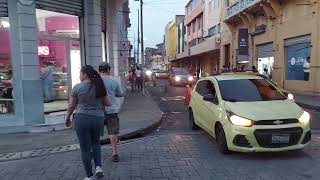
[205,73,264,81]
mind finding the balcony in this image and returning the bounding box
[225,0,261,20]
[190,35,220,56]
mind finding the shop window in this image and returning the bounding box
[0,17,14,114]
[285,36,311,81]
[36,9,82,113]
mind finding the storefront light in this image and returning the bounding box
[1,20,10,28]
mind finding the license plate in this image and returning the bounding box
[272,134,290,144]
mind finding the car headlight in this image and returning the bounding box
[298,111,310,125]
[188,76,193,81]
[228,112,253,127]
[146,70,152,76]
[175,76,181,82]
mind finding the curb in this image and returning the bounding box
[100,117,162,145]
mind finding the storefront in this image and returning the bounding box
[221,0,320,94]
[0,0,108,133]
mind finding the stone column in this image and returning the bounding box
[8,0,44,126]
[84,0,103,69]
[106,0,120,78]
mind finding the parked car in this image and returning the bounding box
[189,74,311,154]
[169,68,194,86]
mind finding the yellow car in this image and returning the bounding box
[189,74,311,154]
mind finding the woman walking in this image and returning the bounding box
[65,65,111,180]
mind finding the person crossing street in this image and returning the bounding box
[99,62,124,162]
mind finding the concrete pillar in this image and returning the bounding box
[8,0,44,126]
[84,0,103,69]
[106,0,120,78]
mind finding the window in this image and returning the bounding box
[285,35,311,81]
[208,23,220,37]
[226,0,230,7]
[197,15,203,31]
[192,21,196,33]
[218,79,286,102]
[0,17,14,114]
[188,24,191,36]
[36,9,82,113]
[196,80,216,96]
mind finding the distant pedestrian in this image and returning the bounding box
[129,68,136,92]
[40,61,54,101]
[303,57,310,81]
[65,65,111,180]
[135,67,143,91]
[252,66,258,72]
[99,62,124,162]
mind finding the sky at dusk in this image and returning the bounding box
[129,0,189,50]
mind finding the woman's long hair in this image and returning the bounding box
[81,65,107,98]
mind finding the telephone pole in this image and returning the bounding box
[140,0,144,67]
[137,9,140,65]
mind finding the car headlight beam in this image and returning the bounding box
[228,113,253,127]
[175,76,181,82]
[188,76,193,81]
[298,111,310,125]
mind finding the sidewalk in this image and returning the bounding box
[293,92,320,111]
[0,91,162,156]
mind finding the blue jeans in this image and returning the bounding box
[74,113,104,177]
[42,79,53,101]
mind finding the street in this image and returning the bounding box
[1,79,320,180]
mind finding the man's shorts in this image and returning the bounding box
[104,113,120,135]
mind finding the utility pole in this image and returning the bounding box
[137,9,140,66]
[140,0,144,67]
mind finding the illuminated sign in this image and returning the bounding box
[38,46,50,56]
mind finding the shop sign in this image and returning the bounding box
[238,28,248,56]
[225,0,260,19]
[38,46,49,56]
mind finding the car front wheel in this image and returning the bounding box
[215,124,230,154]
[189,109,199,130]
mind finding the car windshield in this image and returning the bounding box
[174,68,188,75]
[218,79,287,102]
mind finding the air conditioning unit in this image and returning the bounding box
[215,37,221,44]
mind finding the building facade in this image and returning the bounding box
[221,0,320,93]
[0,0,130,133]
[174,0,222,77]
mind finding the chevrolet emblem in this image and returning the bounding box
[273,120,284,125]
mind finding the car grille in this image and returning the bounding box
[254,127,303,148]
[254,119,299,125]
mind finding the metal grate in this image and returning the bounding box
[254,127,303,148]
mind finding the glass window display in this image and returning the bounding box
[0,17,14,114]
[36,9,81,112]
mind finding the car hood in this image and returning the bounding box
[224,100,303,121]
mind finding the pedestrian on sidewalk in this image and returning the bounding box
[129,68,136,92]
[135,67,143,91]
[65,65,111,180]
[99,62,124,162]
